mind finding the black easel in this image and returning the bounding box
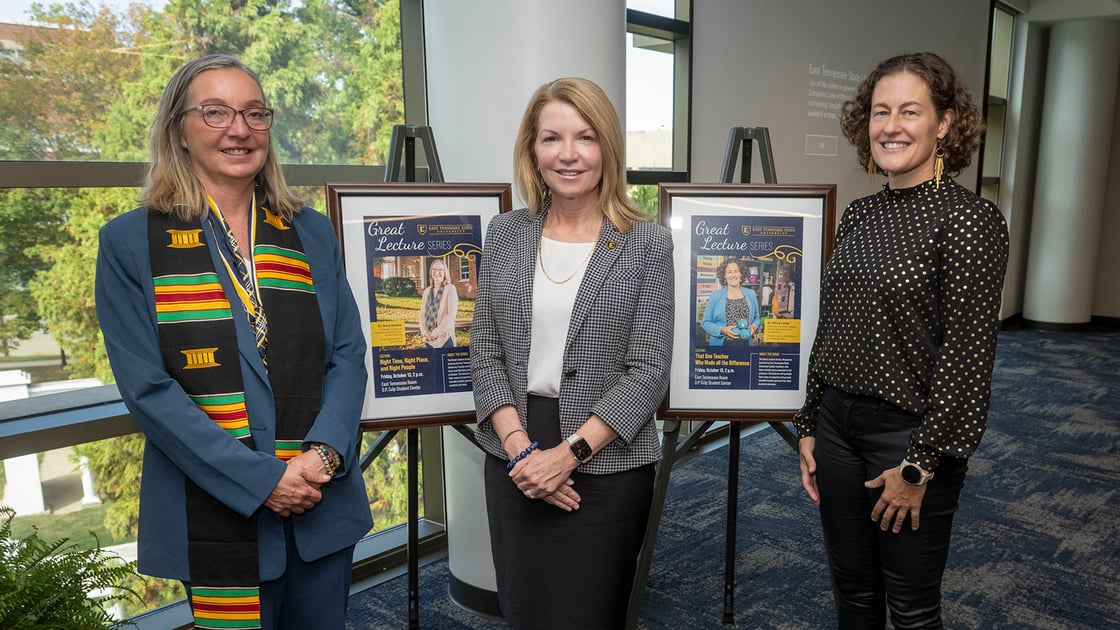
[384,124,445,184]
[720,126,776,185]
[720,126,800,624]
[626,127,799,628]
[724,125,776,625]
[382,124,444,629]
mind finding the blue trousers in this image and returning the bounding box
[814,387,968,630]
[185,519,355,630]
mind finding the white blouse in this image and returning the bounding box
[527,236,595,397]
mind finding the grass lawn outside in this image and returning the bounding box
[8,501,132,552]
[375,294,474,321]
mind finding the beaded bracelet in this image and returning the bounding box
[314,444,337,477]
[506,441,540,471]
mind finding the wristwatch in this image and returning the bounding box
[899,459,935,486]
[566,434,593,464]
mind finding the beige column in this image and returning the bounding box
[424,0,627,615]
[1023,19,1120,327]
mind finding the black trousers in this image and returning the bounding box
[814,387,968,630]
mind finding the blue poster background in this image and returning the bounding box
[688,214,804,391]
[364,214,482,398]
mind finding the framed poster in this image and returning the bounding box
[327,182,512,426]
[660,184,836,420]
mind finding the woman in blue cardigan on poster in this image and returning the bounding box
[701,257,761,346]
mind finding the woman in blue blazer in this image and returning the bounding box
[701,257,761,346]
[470,78,674,629]
[95,55,370,629]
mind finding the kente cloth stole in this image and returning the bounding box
[208,196,270,362]
[148,204,324,630]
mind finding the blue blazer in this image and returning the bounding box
[95,206,372,581]
[470,209,674,475]
[700,286,761,346]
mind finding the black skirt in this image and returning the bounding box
[484,395,655,630]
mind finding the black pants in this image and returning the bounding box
[814,387,968,630]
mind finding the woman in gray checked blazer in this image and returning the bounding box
[470,77,674,629]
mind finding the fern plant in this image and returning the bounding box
[0,506,138,629]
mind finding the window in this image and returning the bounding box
[0,3,403,166]
[0,0,415,623]
[458,254,471,282]
[626,0,677,19]
[980,4,1016,203]
[626,3,690,185]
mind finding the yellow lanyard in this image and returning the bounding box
[207,195,262,319]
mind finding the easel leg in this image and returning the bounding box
[723,421,741,624]
[768,421,799,451]
[624,418,683,630]
[407,427,420,629]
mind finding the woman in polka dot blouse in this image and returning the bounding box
[793,52,1009,628]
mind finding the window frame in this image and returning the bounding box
[626,6,692,185]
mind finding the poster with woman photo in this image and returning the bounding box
[660,184,834,417]
[363,215,480,399]
[327,183,510,423]
[690,215,804,391]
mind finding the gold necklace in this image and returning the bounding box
[537,235,595,284]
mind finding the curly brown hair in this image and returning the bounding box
[715,258,745,287]
[840,52,985,177]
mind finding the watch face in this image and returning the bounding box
[901,464,922,484]
[569,436,592,463]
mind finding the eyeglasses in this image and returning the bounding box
[181,104,275,130]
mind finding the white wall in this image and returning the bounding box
[689,0,990,210]
[996,17,1046,319]
[689,0,1120,322]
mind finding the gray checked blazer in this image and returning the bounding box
[470,207,674,475]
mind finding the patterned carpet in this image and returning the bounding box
[346,329,1120,628]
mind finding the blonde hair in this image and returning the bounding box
[428,258,451,288]
[139,54,301,221]
[513,77,644,233]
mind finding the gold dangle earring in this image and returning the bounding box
[933,144,945,190]
[867,157,876,185]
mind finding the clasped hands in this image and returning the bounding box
[508,443,582,512]
[264,449,333,517]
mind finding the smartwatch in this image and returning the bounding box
[900,459,935,486]
[566,434,593,464]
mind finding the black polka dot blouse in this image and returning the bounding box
[793,177,1009,472]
